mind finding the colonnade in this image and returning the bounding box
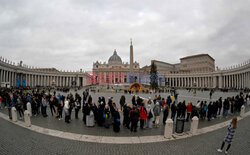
[0,68,87,88]
[222,72,250,89]
[0,68,83,87]
[23,74,78,87]
[164,76,214,88]
[0,69,16,87]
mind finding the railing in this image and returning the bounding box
[219,59,250,71]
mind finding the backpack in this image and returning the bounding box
[203,105,207,111]
[148,110,153,119]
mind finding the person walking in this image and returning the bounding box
[171,101,177,121]
[146,103,154,128]
[186,102,192,122]
[0,95,3,109]
[103,104,111,128]
[153,102,161,128]
[74,99,81,119]
[41,96,48,117]
[180,101,186,118]
[16,96,24,119]
[207,102,213,121]
[217,117,237,154]
[119,95,125,111]
[129,106,139,132]
[49,96,55,116]
[113,107,120,132]
[218,97,222,116]
[163,104,170,125]
[64,100,70,123]
[123,104,131,129]
[58,100,63,120]
[223,99,230,118]
[138,102,147,129]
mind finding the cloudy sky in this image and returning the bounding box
[0,0,249,71]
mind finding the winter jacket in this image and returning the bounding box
[139,106,147,119]
[153,103,161,116]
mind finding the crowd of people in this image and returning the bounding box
[0,88,249,133]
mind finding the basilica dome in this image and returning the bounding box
[108,50,122,64]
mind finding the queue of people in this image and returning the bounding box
[0,88,249,134]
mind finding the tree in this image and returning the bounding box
[150,62,158,90]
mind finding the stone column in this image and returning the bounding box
[231,75,233,89]
[60,76,62,87]
[56,76,58,87]
[247,72,249,89]
[182,77,184,87]
[240,105,245,117]
[62,76,64,87]
[164,119,173,139]
[63,77,66,87]
[236,74,239,89]
[3,70,6,82]
[5,71,8,83]
[41,75,44,87]
[26,74,28,87]
[0,69,2,83]
[14,72,16,86]
[9,72,12,86]
[28,74,30,87]
[243,73,246,89]
[37,75,39,87]
[24,110,31,127]
[222,75,226,88]
[43,76,45,87]
[218,75,223,89]
[11,107,17,122]
[213,76,217,88]
[190,116,199,134]
[29,74,31,87]
[241,74,243,89]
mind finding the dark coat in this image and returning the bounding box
[113,111,120,132]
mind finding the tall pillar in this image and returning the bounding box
[236,74,238,89]
[2,70,5,83]
[240,74,242,89]
[229,75,232,88]
[0,69,2,83]
[14,72,16,87]
[60,76,62,87]
[9,72,12,86]
[30,74,33,87]
[62,77,64,87]
[12,72,14,87]
[182,77,184,87]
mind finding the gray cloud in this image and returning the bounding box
[0,0,249,71]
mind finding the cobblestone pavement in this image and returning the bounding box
[1,90,248,137]
[0,115,249,155]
